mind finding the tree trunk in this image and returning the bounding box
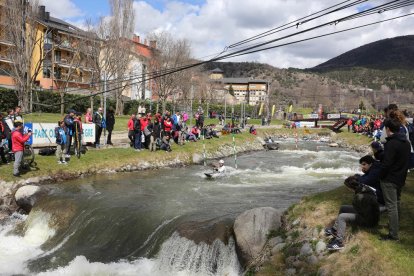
[90,94,94,111]
[115,89,124,115]
[162,100,167,114]
[60,92,65,116]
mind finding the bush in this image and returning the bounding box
[0,88,116,114]
[0,88,18,111]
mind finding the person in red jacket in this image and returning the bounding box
[127,114,136,147]
[12,122,32,177]
[163,117,172,135]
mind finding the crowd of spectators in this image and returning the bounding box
[126,110,224,153]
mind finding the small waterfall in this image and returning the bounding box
[154,232,241,276]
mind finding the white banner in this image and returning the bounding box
[295,121,315,128]
[308,114,319,119]
[327,114,340,119]
[30,123,96,145]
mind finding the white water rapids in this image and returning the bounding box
[0,144,361,275]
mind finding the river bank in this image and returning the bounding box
[249,132,414,276]
[0,128,329,220]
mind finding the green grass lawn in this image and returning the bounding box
[0,131,256,182]
[336,130,373,146]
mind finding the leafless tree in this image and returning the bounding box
[4,0,41,112]
[96,0,135,115]
[52,29,100,115]
[147,31,192,113]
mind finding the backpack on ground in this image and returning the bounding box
[39,147,56,156]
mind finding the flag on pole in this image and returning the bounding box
[288,104,293,113]
[271,105,276,117]
[258,103,264,116]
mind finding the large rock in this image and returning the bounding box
[14,185,47,213]
[234,207,282,264]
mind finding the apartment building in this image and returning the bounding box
[0,3,98,93]
[122,35,156,101]
[209,68,269,106]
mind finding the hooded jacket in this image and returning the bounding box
[357,161,384,205]
[380,133,411,187]
[353,184,380,227]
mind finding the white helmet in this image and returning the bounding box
[219,160,224,164]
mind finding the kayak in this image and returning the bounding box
[264,142,279,150]
[204,172,223,178]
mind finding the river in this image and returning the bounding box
[0,141,360,275]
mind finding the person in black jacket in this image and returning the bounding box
[106,107,115,145]
[380,118,411,241]
[93,107,104,148]
[371,141,384,161]
[356,155,384,205]
[325,176,380,251]
[0,113,9,164]
[64,109,75,157]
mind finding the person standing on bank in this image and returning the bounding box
[106,107,115,145]
[11,122,32,177]
[93,107,104,148]
[64,109,75,158]
[379,117,410,241]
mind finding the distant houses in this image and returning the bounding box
[208,67,269,106]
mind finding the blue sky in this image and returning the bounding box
[40,0,414,68]
[71,0,205,19]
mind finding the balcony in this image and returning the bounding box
[55,73,92,85]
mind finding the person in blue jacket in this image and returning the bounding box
[356,155,384,205]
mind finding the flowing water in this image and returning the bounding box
[0,141,361,275]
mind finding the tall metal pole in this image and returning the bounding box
[224,92,227,125]
[190,82,193,127]
[103,71,107,146]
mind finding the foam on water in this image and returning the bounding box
[37,232,240,276]
[0,211,55,275]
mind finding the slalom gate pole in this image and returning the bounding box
[202,134,206,166]
[295,126,299,149]
[232,132,237,169]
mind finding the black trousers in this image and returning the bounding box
[95,126,103,145]
[128,130,135,146]
[107,129,113,144]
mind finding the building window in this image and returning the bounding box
[44,31,53,45]
[43,66,51,78]
[55,50,61,62]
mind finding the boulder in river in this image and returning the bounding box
[14,185,48,213]
[233,207,282,264]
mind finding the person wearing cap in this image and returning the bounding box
[64,109,76,158]
[215,160,226,173]
[11,121,32,177]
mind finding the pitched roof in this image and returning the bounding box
[37,16,83,35]
[220,78,269,84]
[210,67,224,73]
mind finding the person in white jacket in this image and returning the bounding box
[215,160,226,173]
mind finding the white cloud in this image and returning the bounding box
[132,0,414,68]
[39,0,83,19]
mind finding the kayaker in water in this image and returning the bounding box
[214,160,226,173]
